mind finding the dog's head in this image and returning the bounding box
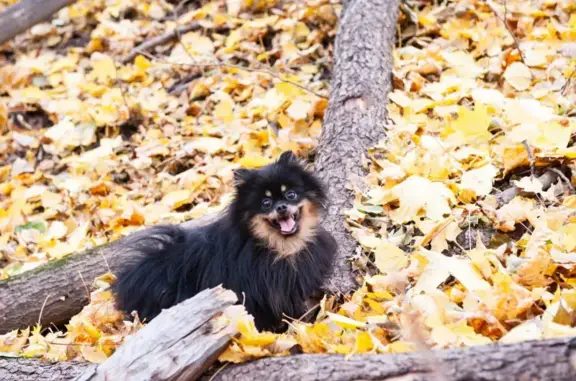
[232,151,326,256]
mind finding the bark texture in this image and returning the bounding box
[316,0,400,294]
[76,286,242,381]
[0,358,93,381]
[0,216,214,334]
[0,0,77,46]
[214,337,576,381]
[5,337,576,381]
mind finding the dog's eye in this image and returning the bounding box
[285,190,297,200]
[262,198,273,209]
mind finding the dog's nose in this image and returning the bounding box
[276,204,288,214]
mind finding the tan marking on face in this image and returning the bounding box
[281,185,287,192]
[249,199,320,258]
[265,190,272,197]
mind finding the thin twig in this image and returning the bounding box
[485,0,528,66]
[521,139,535,179]
[38,293,52,326]
[98,248,112,275]
[112,57,131,120]
[135,49,328,99]
[208,363,229,381]
[121,22,202,64]
[547,168,575,193]
[561,69,575,96]
[78,270,91,303]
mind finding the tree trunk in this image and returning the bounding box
[4,337,576,381]
[76,286,243,381]
[213,337,576,381]
[316,0,400,295]
[0,0,77,46]
[0,217,214,334]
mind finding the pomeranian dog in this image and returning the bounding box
[113,151,336,332]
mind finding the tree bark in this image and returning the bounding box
[213,337,576,381]
[0,0,77,46]
[0,216,214,334]
[316,0,400,295]
[76,286,243,381]
[4,337,576,381]
[0,286,242,381]
[0,358,93,381]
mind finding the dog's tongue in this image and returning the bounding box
[279,217,295,233]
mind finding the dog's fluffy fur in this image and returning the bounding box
[113,151,336,332]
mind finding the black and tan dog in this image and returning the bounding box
[113,151,336,332]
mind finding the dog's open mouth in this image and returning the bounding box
[268,208,300,236]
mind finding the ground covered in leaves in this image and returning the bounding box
[1,0,576,367]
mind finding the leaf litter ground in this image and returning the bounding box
[1,0,576,367]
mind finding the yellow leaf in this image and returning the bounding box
[502,144,530,173]
[327,313,366,329]
[448,103,492,144]
[91,55,116,84]
[80,321,102,342]
[286,100,311,121]
[533,122,572,150]
[81,344,109,363]
[238,155,271,168]
[459,164,498,197]
[386,341,414,353]
[559,223,576,252]
[0,328,29,353]
[134,55,151,77]
[214,97,235,123]
[357,234,381,249]
[162,190,191,210]
[238,332,278,346]
[503,62,532,91]
[275,82,303,98]
[390,176,454,223]
[500,320,542,343]
[448,257,491,292]
[374,241,408,274]
[184,137,226,155]
[355,332,374,353]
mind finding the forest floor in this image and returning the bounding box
[1,0,576,367]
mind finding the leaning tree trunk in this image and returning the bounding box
[0,217,214,334]
[0,0,78,46]
[315,0,399,294]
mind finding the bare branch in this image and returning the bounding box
[485,0,528,66]
[134,49,328,99]
[121,22,202,64]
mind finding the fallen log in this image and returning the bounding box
[0,357,92,381]
[76,286,242,381]
[3,335,576,380]
[0,0,77,46]
[213,336,576,381]
[0,216,215,334]
[315,0,400,295]
[0,286,243,381]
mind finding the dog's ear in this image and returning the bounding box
[233,168,255,187]
[277,151,298,165]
